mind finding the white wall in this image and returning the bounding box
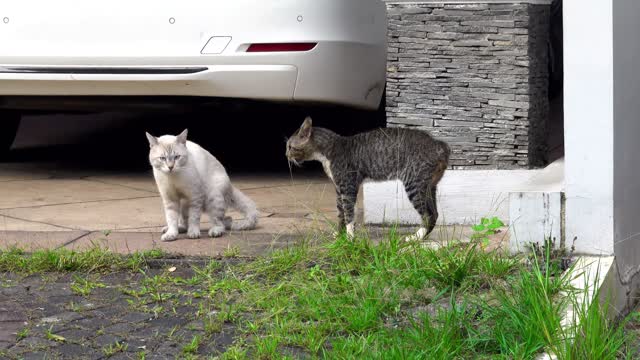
[612,0,640,291]
[563,0,614,255]
[364,170,539,225]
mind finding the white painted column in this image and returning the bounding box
[611,0,640,301]
[563,0,614,255]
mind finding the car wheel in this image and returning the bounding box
[0,111,21,158]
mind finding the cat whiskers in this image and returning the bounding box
[287,158,294,185]
[287,157,300,167]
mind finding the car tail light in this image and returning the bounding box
[246,43,317,52]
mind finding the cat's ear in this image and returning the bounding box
[298,117,313,140]
[176,129,188,144]
[145,132,158,147]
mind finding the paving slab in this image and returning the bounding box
[0,231,89,251]
[0,294,28,350]
[0,179,154,210]
[0,197,162,231]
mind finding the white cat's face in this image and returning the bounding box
[146,130,189,174]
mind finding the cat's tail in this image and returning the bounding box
[228,186,259,231]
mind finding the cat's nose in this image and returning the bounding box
[168,164,174,171]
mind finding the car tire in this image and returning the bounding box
[0,111,20,159]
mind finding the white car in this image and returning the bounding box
[0,0,388,154]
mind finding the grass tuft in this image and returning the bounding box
[0,246,166,273]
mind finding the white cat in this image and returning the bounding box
[146,129,258,241]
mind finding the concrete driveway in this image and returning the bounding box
[0,162,507,256]
[0,162,349,257]
[0,113,506,257]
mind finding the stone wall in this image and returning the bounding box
[385,1,551,169]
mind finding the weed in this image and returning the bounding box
[66,301,83,312]
[182,335,202,355]
[223,246,240,258]
[220,342,248,360]
[102,341,128,357]
[167,325,179,339]
[530,237,575,275]
[70,275,106,296]
[254,336,280,359]
[45,327,65,343]
[16,328,29,341]
[471,216,505,247]
[204,315,224,335]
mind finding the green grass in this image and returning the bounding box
[1,225,633,359]
[0,246,165,273]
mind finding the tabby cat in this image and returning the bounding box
[286,117,450,240]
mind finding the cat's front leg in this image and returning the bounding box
[160,199,181,242]
[163,200,188,234]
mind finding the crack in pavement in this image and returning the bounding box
[0,214,79,231]
[56,231,93,249]
[81,178,159,195]
[0,195,159,211]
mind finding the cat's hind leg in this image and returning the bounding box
[404,180,438,242]
[205,191,227,238]
[179,199,190,234]
[335,178,359,239]
[223,216,233,230]
[331,188,346,238]
[186,197,204,239]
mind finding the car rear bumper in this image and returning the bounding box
[0,0,387,110]
[0,43,385,109]
[0,64,299,101]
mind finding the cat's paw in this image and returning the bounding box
[403,227,428,242]
[187,228,201,239]
[346,223,355,239]
[208,225,225,238]
[332,228,355,240]
[162,226,187,234]
[160,231,179,242]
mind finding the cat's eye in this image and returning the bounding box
[174,155,181,159]
[159,156,166,161]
